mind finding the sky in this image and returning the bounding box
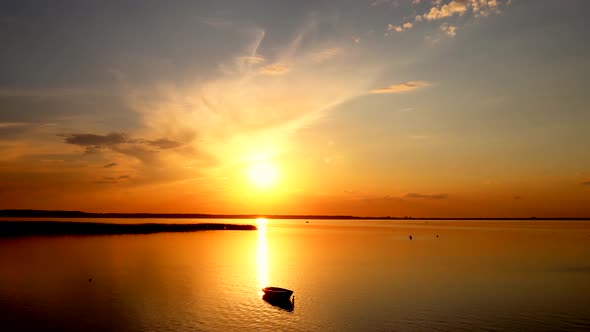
[0,0,589,217]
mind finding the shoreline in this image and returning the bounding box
[0,210,588,221]
[0,221,257,237]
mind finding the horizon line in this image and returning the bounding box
[0,209,589,221]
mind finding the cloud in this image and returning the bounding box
[259,63,291,75]
[63,132,129,151]
[94,175,131,185]
[581,181,590,186]
[385,0,506,37]
[61,132,184,157]
[310,48,341,63]
[370,80,431,94]
[142,138,183,149]
[103,162,118,168]
[387,24,403,33]
[469,0,500,17]
[423,0,468,20]
[242,55,265,64]
[0,122,29,128]
[110,17,378,189]
[440,23,458,37]
[405,193,448,200]
[387,22,413,33]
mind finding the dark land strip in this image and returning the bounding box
[0,221,256,237]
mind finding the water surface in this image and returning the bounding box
[1,219,589,331]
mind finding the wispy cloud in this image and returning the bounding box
[405,193,448,200]
[310,48,341,63]
[581,181,590,186]
[142,138,183,149]
[94,16,380,191]
[242,55,265,64]
[0,122,29,128]
[61,132,184,158]
[259,63,291,75]
[103,162,118,168]
[94,175,131,185]
[370,81,431,94]
[63,132,129,151]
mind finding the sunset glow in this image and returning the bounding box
[0,1,588,217]
[247,161,279,189]
[1,2,590,330]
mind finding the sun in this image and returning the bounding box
[247,161,279,189]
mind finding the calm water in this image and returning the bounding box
[1,219,589,331]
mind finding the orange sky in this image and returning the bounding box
[1,0,589,217]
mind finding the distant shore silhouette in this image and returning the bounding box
[0,221,256,237]
[0,209,588,221]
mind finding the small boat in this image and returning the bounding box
[262,287,293,302]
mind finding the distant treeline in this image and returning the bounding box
[0,221,256,237]
[0,209,588,220]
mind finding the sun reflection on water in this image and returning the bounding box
[256,218,269,294]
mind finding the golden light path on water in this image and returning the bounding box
[256,218,269,295]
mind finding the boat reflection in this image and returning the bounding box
[262,293,295,312]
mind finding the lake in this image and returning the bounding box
[1,219,589,331]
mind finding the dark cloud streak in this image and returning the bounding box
[94,175,131,184]
[64,132,128,150]
[405,193,448,200]
[61,132,184,157]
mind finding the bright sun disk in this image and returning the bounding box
[247,161,279,188]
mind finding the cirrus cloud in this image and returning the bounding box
[370,80,431,94]
[259,63,291,75]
